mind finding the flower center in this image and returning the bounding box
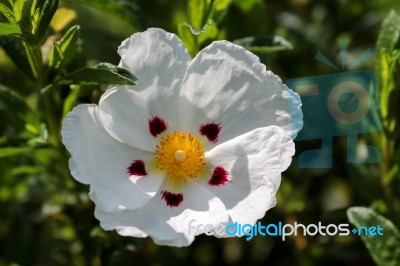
[155,131,205,180]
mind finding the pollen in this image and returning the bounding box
[155,131,205,180]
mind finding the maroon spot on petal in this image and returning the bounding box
[161,190,184,207]
[199,123,221,143]
[208,166,229,186]
[127,160,147,177]
[149,116,168,137]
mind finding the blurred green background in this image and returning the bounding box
[1,0,400,265]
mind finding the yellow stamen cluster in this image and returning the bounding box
[155,131,205,180]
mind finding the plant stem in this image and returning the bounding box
[24,42,59,146]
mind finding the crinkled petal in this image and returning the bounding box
[99,28,191,150]
[62,104,164,211]
[204,126,294,226]
[94,181,229,247]
[179,41,303,147]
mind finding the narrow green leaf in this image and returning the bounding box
[377,10,400,55]
[48,42,63,69]
[177,23,198,57]
[233,35,293,55]
[0,1,16,22]
[12,0,31,22]
[0,22,22,36]
[35,0,59,41]
[197,20,218,46]
[188,0,210,29]
[62,85,81,118]
[0,147,32,158]
[48,25,80,69]
[208,0,231,23]
[57,63,137,86]
[347,207,400,266]
[377,50,394,119]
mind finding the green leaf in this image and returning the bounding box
[377,10,400,55]
[233,35,293,55]
[0,0,16,22]
[208,0,231,24]
[55,63,137,86]
[48,25,80,70]
[12,0,31,22]
[197,20,218,45]
[347,207,400,266]
[188,0,210,29]
[35,0,59,41]
[377,50,394,119]
[0,22,22,36]
[62,84,81,118]
[0,147,32,158]
[178,23,198,57]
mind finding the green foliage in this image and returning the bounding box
[0,0,16,22]
[376,10,400,123]
[48,25,80,70]
[179,0,232,56]
[0,22,21,36]
[374,10,400,186]
[347,207,400,266]
[34,0,59,42]
[233,35,293,55]
[1,0,400,265]
[56,63,137,86]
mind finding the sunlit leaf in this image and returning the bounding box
[0,22,22,36]
[0,0,16,22]
[178,22,197,57]
[347,207,400,266]
[377,10,400,55]
[197,20,218,45]
[48,25,80,70]
[208,0,231,23]
[12,0,31,22]
[233,35,293,55]
[187,0,210,29]
[55,63,137,87]
[62,85,81,118]
[377,50,394,119]
[376,10,400,133]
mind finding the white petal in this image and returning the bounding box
[178,41,303,147]
[204,126,295,225]
[99,28,191,150]
[62,105,164,211]
[94,181,229,247]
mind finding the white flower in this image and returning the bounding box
[61,28,303,247]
